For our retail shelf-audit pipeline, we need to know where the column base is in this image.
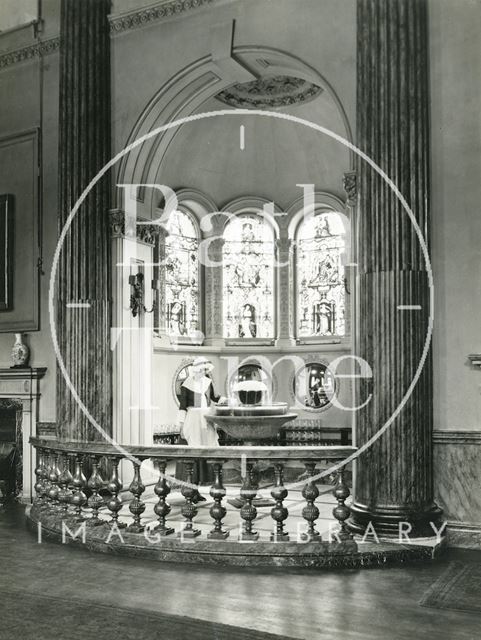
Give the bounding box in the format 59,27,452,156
348,501,444,538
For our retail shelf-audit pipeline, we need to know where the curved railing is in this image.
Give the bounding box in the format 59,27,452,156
28,437,360,567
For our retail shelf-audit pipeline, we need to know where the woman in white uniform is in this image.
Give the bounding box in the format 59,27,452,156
176,356,223,491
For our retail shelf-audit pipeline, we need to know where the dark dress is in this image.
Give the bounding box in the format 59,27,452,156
179,381,220,415
176,376,220,486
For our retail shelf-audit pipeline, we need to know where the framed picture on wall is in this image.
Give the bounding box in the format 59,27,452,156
0,194,14,311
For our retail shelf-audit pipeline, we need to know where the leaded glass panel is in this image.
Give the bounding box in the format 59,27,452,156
297,212,346,337
223,215,275,339
164,210,199,337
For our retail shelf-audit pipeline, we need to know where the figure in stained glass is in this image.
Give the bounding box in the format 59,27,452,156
164,209,199,337
239,303,257,338
223,214,275,339
297,212,346,337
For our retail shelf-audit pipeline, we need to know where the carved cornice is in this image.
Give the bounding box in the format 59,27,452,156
109,0,217,35
109,209,160,246
0,0,220,70
343,171,357,206
433,430,481,445
0,37,60,70
0,367,47,381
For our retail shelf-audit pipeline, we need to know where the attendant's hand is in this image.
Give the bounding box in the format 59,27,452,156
217,396,228,405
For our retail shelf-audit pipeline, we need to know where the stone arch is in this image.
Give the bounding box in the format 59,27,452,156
116,45,354,214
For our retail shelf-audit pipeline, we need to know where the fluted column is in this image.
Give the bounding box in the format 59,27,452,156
349,0,441,536
203,221,224,346
276,237,295,346
154,226,169,336
56,0,112,441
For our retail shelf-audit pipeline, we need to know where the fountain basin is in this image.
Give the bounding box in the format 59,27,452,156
214,402,288,417
206,412,297,445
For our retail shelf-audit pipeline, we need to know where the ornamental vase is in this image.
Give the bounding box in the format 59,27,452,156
11,333,30,368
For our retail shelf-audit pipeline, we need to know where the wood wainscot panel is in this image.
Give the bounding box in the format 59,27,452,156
0,129,40,332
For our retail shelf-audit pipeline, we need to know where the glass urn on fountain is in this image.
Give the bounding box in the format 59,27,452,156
207,379,296,444
234,380,267,406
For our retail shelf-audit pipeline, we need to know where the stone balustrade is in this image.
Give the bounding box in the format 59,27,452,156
28,437,361,567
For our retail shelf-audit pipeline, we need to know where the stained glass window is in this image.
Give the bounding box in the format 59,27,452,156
223,214,275,339
164,210,199,337
296,212,346,337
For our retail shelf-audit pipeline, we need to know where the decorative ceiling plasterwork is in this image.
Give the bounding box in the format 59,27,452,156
215,75,323,109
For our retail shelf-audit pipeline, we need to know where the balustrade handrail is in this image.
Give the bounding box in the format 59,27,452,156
29,436,358,551
30,437,357,461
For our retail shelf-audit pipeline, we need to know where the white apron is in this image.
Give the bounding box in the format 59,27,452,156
183,407,219,447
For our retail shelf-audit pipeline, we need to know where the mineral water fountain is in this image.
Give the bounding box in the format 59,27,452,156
205,379,298,446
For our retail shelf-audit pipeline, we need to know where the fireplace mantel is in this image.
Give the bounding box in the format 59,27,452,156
0,367,47,501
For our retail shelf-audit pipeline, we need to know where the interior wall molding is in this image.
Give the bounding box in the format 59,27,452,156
0,0,226,70
0,36,59,70
109,0,227,35
446,521,481,550
433,430,481,444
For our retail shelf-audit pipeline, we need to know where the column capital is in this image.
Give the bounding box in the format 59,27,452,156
109,209,125,238
108,209,161,246
342,171,357,207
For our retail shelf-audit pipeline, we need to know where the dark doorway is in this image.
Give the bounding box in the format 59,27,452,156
0,401,22,503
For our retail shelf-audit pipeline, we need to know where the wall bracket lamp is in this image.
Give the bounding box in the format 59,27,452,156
129,272,154,318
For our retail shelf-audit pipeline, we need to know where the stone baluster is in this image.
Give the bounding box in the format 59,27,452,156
71,454,88,521
86,456,105,526
178,460,201,539
332,466,353,541
42,453,53,508
58,453,73,514
127,462,146,533
39,449,51,507
34,449,46,507
208,461,229,540
239,462,259,541
153,459,174,536
301,461,321,541
47,452,61,510
67,453,77,489
106,457,126,528
270,462,289,542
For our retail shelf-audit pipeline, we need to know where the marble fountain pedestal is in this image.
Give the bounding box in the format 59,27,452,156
205,403,297,508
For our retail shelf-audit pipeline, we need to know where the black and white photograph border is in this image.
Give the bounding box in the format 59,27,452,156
0,1,480,639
